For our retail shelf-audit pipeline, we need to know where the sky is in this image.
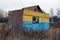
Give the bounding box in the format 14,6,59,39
0,0,60,16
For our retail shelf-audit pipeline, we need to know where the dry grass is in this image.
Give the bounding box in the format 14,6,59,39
5,30,49,40
0,23,60,40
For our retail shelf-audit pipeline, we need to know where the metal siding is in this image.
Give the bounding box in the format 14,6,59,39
41,18,49,22
8,10,23,31
23,15,49,22
23,5,43,13
23,15,32,22
23,9,49,18
22,9,49,32
23,21,49,32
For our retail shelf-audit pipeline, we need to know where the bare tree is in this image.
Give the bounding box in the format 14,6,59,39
56,8,60,18
0,10,3,18
50,8,54,23
0,9,8,18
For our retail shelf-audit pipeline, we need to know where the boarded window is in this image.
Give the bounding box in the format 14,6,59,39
32,16,39,24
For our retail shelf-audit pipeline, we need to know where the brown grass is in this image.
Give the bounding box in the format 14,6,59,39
0,23,60,40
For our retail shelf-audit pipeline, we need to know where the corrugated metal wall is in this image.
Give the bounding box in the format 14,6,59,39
8,10,23,32
8,9,49,32
23,9,49,32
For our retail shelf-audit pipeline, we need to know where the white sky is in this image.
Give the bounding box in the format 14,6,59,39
0,0,60,15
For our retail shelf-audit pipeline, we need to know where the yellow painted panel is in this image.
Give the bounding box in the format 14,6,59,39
23,15,42,22
23,15,49,22
39,18,42,22
23,15,32,22
23,9,49,18
39,18,49,22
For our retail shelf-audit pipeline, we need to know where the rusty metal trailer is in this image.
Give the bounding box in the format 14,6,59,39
8,5,49,32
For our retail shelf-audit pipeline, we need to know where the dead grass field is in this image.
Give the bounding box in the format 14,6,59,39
0,23,60,40
5,30,49,40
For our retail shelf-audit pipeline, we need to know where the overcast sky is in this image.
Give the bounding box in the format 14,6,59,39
0,0,60,15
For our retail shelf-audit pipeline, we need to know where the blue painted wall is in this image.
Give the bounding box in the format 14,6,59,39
22,21,49,32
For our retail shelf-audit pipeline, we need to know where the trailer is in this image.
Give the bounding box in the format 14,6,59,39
8,5,49,32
